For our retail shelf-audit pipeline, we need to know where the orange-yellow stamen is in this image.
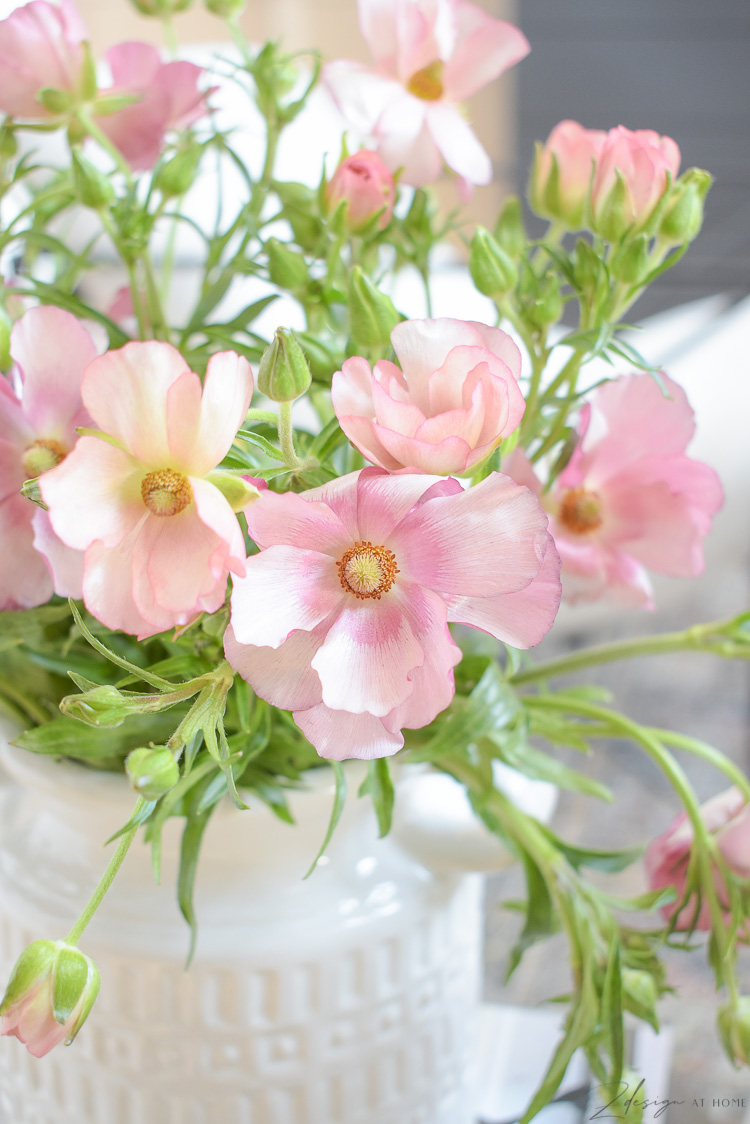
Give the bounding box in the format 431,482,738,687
141,469,192,517
22,438,67,477
337,541,399,599
558,487,603,535
407,61,444,101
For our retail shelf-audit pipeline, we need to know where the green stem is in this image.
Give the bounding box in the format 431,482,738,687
277,401,302,468
244,407,280,425
420,266,433,317
76,111,133,181
65,798,145,945
228,17,253,64
162,15,179,58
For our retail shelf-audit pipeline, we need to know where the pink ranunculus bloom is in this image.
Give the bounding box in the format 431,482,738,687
324,0,530,192
41,342,254,639
0,305,101,610
326,149,396,232
504,373,723,608
225,467,561,761
1,940,99,1058
97,41,210,171
332,318,526,475
530,120,607,229
591,125,681,238
0,0,87,120
645,787,750,931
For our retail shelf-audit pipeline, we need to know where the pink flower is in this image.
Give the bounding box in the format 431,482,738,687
324,0,529,191
97,42,209,171
0,0,86,120
332,318,526,474
1,940,99,1058
645,788,750,931
326,149,396,232
0,306,100,610
41,342,254,639
225,467,561,761
505,373,723,608
591,126,681,239
530,120,607,229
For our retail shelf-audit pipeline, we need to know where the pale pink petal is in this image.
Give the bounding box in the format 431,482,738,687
0,493,53,609
332,358,377,420
295,703,404,761
324,60,401,134
0,0,84,118
425,101,492,185
230,546,344,648
82,342,191,465
191,477,246,573
392,0,446,82
391,318,521,403
502,448,543,495
371,376,426,437
311,597,423,716
557,536,654,609
224,621,325,712
107,41,160,86
165,352,252,476
244,488,352,556
81,516,168,639
442,4,530,100
355,467,446,543
300,472,362,539
337,413,403,469
155,60,207,131
445,533,562,648
0,437,26,503
10,307,97,440
374,94,442,185
384,583,461,729
0,376,32,451
31,509,83,598
371,424,473,473
41,438,144,551
357,0,399,72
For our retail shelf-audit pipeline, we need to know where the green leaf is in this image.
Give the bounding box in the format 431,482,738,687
68,601,176,690
416,659,519,761
235,428,285,461
358,758,394,837
482,729,613,802
178,792,216,967
601,936,624,1090
537,829,642,874
305,762,346,878
506,849,557,979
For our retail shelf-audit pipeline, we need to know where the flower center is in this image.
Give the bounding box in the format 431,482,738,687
337,541,399,600
558,487,603,535
22,438,67,477
407,61,444,101
141,469,192,517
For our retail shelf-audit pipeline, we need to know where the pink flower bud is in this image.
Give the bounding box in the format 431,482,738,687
591,125,681,240
1,940,100,1057
529,120,607,229
326,150,396,233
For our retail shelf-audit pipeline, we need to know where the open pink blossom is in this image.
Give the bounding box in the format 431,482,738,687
0,0,86,120
0,306,100,610
505,373,723,608
97,42,209,171
332,318,525,474
324,0,529,191
530,120,607,229
645,787,750,931
591,126,681,237
41,342,254,639
225,467,561,761
326,149,396,232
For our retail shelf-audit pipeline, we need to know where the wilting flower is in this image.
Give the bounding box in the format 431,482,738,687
332,318,525,474
591,126,680,239
645,787,750,930
42,341,254,638
225,467,561,760
529,120,607,229
505,373,722,608
0,940,100,1058
0,0,86,120
326,149,396,232
97,41,209,171
0,306,100,610
324,0,529,191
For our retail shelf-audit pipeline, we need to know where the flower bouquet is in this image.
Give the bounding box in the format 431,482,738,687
0,0,748,1118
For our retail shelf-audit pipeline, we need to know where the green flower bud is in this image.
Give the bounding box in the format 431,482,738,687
621,968,659,1028
37,87,74,116
658,168,712,247
205,0,246,17
126,746,180,800
257,328,312,403
527,276,563,330
266,238,309,292
348,267,401,351
154,143,203,198
205,470,261,512
493,196,526,258
609,233,650,285
469,227,517,297
72,150,115,210
590,168,631,243
59,683,175,728
78,41,99,104
129,0,192,14
718,998,750,1068
0,940,100,1054
572,237,607,299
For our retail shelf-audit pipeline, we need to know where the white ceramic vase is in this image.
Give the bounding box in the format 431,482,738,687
0,738,556,1124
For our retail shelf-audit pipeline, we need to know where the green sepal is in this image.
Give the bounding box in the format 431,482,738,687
0,940,57,1014
469,227,517,297
205,469,261,512
591,168,630,242
36,87,73,116
347,266,401,351
51,946,90,1025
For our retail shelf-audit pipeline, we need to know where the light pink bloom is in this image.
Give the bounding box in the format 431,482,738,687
225,467,561,761
505,373,723,608
332,318,525,475
324,0,529,191
97,42,209,171
0,306,99,610
645,787,750,931
530,120,607,228
326,149,396,231
591,126,681,236
41,342,253,639
0,0,86,120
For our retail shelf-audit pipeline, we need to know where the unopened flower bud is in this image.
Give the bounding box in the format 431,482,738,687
1,940,100,1057
126,746,180,799
129,0,192,14
266,238,309,291
72,150,115,210
257,328,312,402
493,196,526,258
154,143,203,198
325,150,396,234
205,0,246,19
718,998,750,1068
591,168,631,242
469,227,517,296
621,968,659,1026
527,277,563,329
205,470,262,511
348,267,401,351
658,168,712,247
609,232,650,285
529,121,606,230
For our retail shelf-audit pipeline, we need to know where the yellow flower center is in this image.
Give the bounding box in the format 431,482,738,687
141,469,192,517
407,61,444,101
558,487,603,535
22,438,67,477
337,541,399,600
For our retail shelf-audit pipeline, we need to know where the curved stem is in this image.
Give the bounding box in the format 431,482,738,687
76,111,133,182
277,401,302,468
